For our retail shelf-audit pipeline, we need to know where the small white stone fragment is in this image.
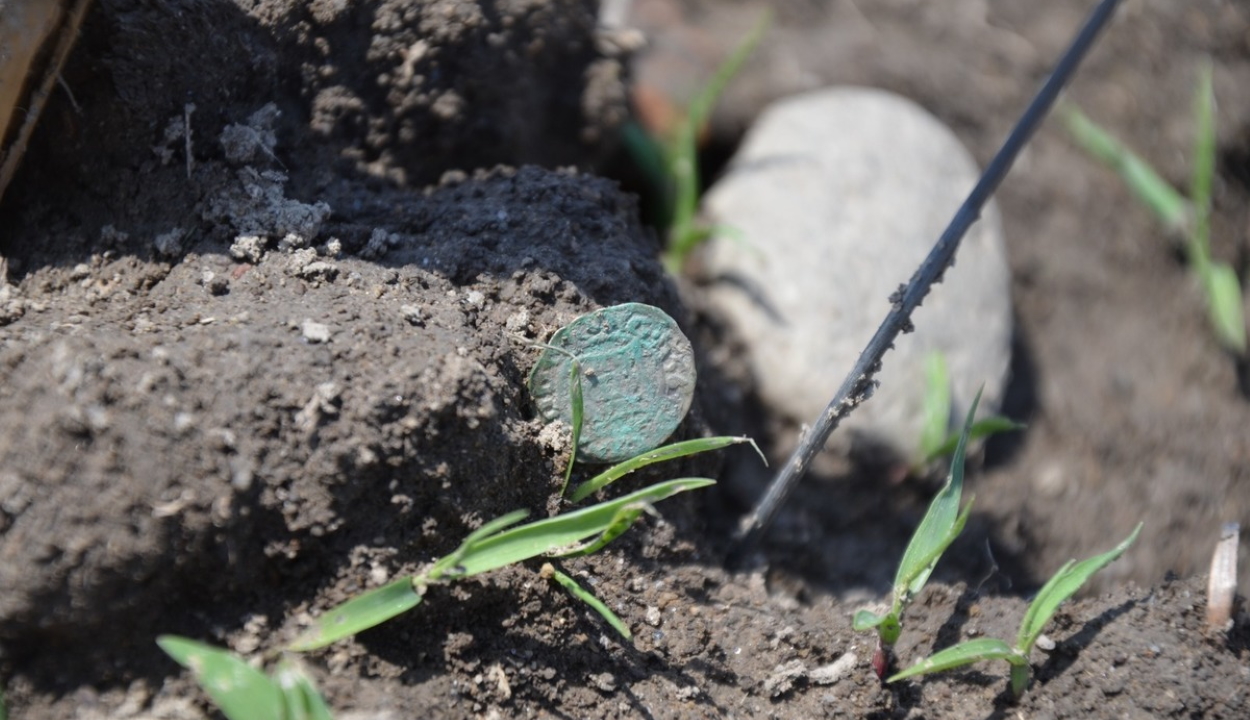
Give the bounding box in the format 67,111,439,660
763,659,808,698
277,232,310,251
298,260,338,281
301,319,331,343
230,234,267,263
809,652,858,685
645,606,662,627
400,305,424,325
590,672,617,692
505,309,530,333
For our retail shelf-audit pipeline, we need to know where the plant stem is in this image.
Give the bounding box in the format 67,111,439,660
1009,662,1030,700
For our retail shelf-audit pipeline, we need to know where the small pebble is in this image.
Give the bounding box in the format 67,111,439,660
301,319,331,343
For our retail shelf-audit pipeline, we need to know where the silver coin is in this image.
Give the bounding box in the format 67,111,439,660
528,303,696,464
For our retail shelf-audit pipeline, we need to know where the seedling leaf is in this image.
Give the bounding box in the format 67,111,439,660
903,500,975,601
289,577,423,651
925,417,1026,462
545,563,632,640
918,352,952,461
429,509,531,578
887,637,1020,683
852,609,886,632
1190,58,1215,262
275,659,335,720
456,479,715,576
569,436,758,503
550,503,649,558
895,391,982,598
662,12,770,272
561,359,585,495
1017,522,1142,653
1204,261,1246,353
1060,105,1190,233
157,635,285,720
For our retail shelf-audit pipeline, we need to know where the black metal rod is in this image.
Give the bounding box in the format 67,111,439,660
728,0,1123,568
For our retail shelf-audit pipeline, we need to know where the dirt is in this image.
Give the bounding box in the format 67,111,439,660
2,0,1250,718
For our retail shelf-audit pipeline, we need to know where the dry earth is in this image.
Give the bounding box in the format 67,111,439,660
2,1,1250,718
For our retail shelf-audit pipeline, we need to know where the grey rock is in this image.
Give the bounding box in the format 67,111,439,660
701,87,1012,461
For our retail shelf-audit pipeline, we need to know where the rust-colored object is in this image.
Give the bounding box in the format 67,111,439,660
0,0,93,204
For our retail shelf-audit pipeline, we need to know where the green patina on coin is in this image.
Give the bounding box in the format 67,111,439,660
528,303,696,464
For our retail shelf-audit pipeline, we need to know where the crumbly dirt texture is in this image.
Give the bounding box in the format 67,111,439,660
3,0,1250,718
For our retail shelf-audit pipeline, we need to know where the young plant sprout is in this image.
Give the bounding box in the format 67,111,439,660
290,475,721,651
1062,59,1245,354
888,522,1142,700
917,353,1023,470
158,636,333,720
620,14,769,274
854,390,983,678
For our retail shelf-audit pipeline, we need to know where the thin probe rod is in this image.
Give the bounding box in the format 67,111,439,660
728,0,1123,567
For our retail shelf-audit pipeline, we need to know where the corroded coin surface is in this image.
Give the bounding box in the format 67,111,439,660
528,303,696,464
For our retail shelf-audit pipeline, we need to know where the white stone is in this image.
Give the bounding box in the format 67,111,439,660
701,87,1012,460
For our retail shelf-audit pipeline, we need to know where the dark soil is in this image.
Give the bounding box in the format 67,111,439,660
3,0,1250,718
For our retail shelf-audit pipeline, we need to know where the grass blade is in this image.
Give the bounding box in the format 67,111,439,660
621,121,674,227
926,417,1027,462
458,479,714,576
429,509,531,579
918,353,953,462
1190,58,1215,266
157,636,285,720
289,577,423,652
550,504,648,558
896,391,982,597
544,563,632,640
1203,262,1247,353
852,608,887,632
663,12,770,272
853,610,901,647
887,637,1020,683
560,360,585,496
569,436,756,503
275,659,335,720
1061,105,1190,233
1017,522,1142,652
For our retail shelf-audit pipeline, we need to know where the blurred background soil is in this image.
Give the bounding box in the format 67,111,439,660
1,0,1249,718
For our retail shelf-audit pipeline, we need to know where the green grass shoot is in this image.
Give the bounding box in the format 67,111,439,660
290,478,714,651
854,389,981,676
543,562,632,640
650,12,770,274
568,435,762,503
1062,59,1245,354
916,354,1024,469
274,658,335,720
888,522,1142,700
158,636,333,720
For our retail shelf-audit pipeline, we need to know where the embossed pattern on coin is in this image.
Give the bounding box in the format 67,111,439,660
528,303,696,464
